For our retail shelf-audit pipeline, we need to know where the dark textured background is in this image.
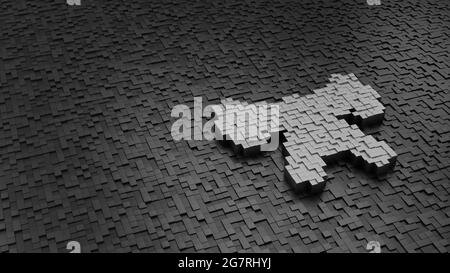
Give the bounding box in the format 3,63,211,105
0,0,448,252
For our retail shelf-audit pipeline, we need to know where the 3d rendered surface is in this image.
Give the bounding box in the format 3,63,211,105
214,73,397,193
0,0,448,253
